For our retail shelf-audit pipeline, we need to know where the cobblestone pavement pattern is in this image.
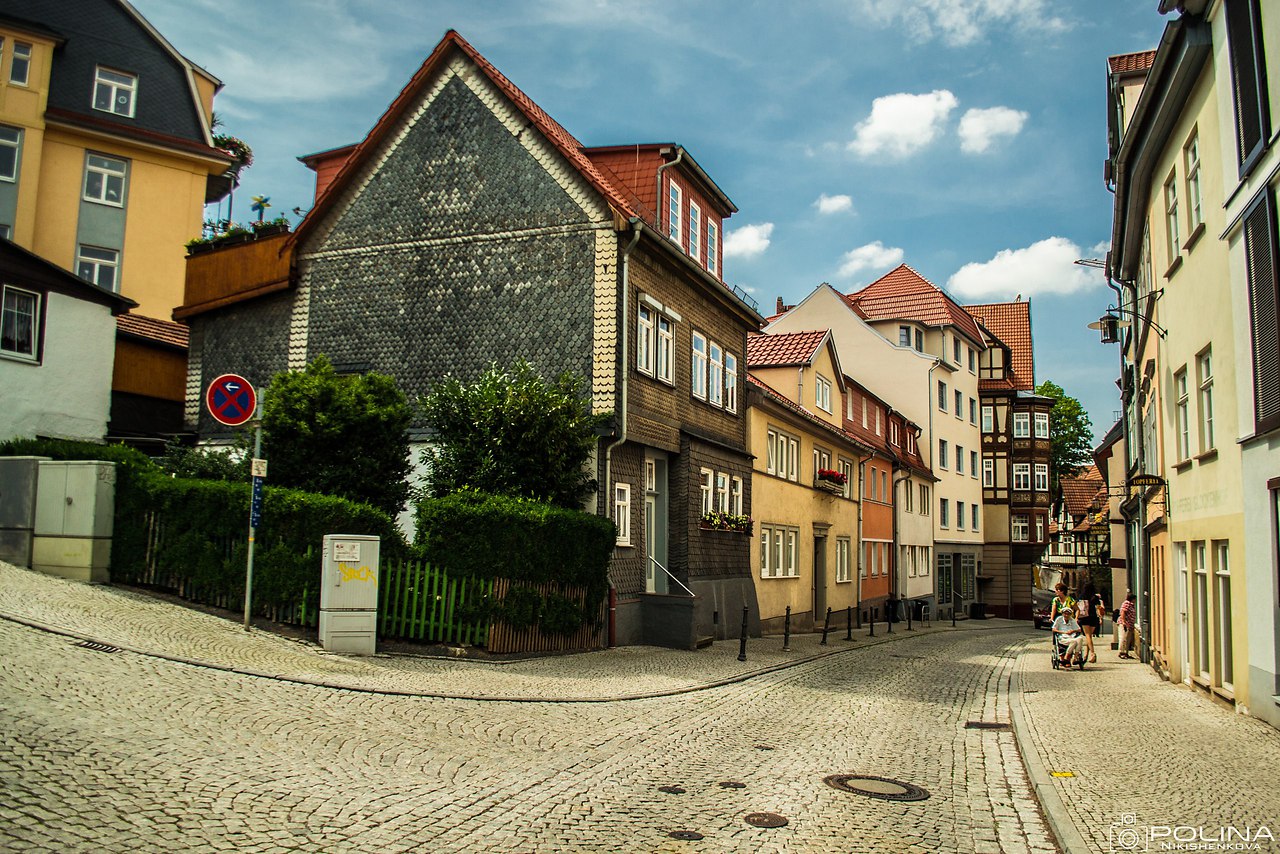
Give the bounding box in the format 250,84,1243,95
0,565,1056,852
1015,638,1280,853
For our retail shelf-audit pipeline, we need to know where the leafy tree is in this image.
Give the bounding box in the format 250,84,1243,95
159,436,251,481
261,355,414,515
419,361,608,508
1036,379,1094,493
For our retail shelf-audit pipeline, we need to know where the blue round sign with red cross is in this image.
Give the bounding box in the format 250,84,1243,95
206,374,257,427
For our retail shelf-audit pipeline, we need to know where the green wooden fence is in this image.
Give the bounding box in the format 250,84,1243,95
377,559,492,646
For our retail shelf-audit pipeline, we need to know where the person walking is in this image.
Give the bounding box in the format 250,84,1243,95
1076,582,1104,663
1118,592,1137,659
1050,583,1074,623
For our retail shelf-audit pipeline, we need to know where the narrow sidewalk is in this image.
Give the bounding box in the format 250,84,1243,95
1010,635,1280,854
0,561,1012,702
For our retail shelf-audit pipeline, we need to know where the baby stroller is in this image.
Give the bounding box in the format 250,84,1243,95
1051,632,1086,670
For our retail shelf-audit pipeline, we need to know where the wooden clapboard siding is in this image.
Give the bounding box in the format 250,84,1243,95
112,338,187,400
486,578,607,654
177,232,293,320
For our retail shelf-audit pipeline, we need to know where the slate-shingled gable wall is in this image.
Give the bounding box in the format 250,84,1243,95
281,58,616,428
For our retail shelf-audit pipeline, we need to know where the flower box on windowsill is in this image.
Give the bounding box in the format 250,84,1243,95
815,479,845,495
698,513,753,535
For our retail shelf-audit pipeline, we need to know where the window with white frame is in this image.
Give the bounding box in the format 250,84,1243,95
914,329,923,352
1197,348,1214,451
706,220,718,275
904,479,913,512
861,395,868,429
1164,170,1180,265
982,457,994,487
656,315,673,383
815,373,832,413
839,458,853,499
708,341,724,407
0,126,19,181
637,304,654,375
969,397,977,425
724,351,737,413
956,446,965,476
953,336,962,363
84,154,127,206
10,42,31,87
957,501,965,529
954,389,962,417
766,427,799,482
1184,130,1202,233
1034,411,1049,439
836,537,851,583
76,245,119,290
1034,463,1048,492
970,450,978,478
938,380,947,411
968,348,976,373
939,498,949,528
760,525,799,578
813,447,830,481
906,430,916,454
1,284,40,360
938,440,948,469
982,405,994,434
691,331,707,399
1175,368,1191,461
889,420,899,446
1012,514,1029,542
919,484,930,514
715,471,729,512
699,468,714,515
898,325,911,346
1013,411,1030,438
919,546,931,577
1035,515,1045,543
1013,463,1030,491
614,483,631,545
93,67,137,117
971,503,979,531
688,202,701,261
874,406,882,436
667,181,682,244
730,475,743,515
880,470,887,502
1214,541,1233,688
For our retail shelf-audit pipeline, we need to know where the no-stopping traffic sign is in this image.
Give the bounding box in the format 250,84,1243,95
206,374,257,427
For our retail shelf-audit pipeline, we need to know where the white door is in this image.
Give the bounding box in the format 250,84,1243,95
1175,543,1189,684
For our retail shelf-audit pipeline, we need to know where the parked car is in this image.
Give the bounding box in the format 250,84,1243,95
1033,603,1054,630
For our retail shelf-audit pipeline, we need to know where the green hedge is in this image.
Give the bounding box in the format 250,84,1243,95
0,438,406,622
415,490,614,634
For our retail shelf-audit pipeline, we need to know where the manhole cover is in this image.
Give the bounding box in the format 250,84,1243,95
753,744,774,751
824,774,930,802
658,785,686,795
75,641,121,654
719,781,746,789
965,721,1011,731
668,830,704,841
744,812,788,828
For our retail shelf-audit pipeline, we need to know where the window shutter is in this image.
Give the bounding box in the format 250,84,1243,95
1244,191,1280,434
1225,0,1270,173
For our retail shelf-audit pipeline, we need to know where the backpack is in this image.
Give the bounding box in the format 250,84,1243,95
1077,598,1092,620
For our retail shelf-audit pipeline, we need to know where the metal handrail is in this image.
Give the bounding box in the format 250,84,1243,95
649,556,695,597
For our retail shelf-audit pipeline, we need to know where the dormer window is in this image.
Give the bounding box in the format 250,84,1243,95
688,202,700,262
93,67,137,118
815,374,832,413
667,181,682,245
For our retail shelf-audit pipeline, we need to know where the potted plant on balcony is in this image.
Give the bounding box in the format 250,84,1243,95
816,468,847,493
699,511,753,534
212,133,254,173
251,215,290,238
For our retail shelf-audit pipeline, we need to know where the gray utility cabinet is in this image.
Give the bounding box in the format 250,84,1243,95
33,460,116,583
319,534,380,655
0,456,50,568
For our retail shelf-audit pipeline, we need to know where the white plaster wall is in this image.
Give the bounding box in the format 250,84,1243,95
0,292,115,442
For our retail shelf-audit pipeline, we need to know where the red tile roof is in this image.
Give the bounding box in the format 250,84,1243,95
1108,50,1157,75
292,30,643,248
966,301,1035,391
116,314,189,348
847,264,986,347
1062,466,1104,517
746,329,828,368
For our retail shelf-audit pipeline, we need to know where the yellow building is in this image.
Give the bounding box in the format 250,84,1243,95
1106,4,1254,714
746,330,870,633
1,2,233,437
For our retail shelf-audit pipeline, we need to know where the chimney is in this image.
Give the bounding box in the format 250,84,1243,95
776,296,785,314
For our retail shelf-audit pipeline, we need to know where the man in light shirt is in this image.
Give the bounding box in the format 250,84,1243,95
1052,609,1085,668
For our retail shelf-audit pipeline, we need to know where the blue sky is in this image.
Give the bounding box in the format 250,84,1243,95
134,0,1170,441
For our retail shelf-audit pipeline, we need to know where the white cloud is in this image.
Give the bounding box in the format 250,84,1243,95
724,223,774,259
850,0,1071,47
815,193,854,215
837,241,904,279
958,106,1029,153
947,237,1104,300
850,90,958,159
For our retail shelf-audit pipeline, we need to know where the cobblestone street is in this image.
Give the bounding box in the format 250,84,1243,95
2,562,1278,853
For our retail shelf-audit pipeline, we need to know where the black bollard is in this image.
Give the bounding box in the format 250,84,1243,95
820,607,832,645
782,605,792,652
951,599,957,628
737,605,749,662
845,605,853,641
869,607,875,637
907,599,914,632
887,601,893,634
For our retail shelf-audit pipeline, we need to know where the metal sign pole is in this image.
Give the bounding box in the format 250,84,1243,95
244,422,265,631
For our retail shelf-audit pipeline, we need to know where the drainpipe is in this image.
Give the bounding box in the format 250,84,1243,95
797,367,804,408
1115,276,1152,667
926,359,940,607
603,220,644,646
856,457,867,626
